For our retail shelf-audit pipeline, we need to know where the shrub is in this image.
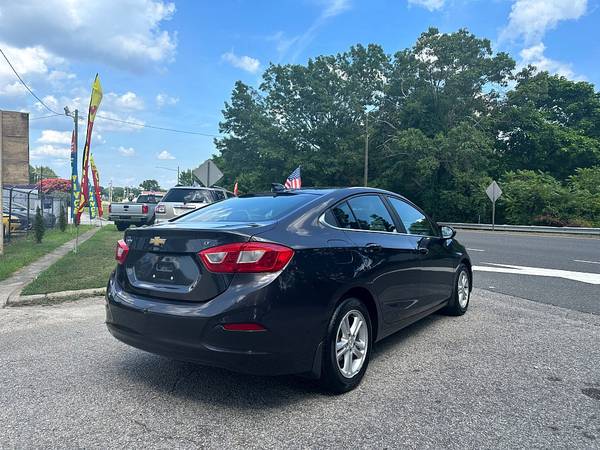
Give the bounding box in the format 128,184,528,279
58,204,67,232
34,207,45,243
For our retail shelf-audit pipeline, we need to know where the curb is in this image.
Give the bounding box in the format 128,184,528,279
9,287,106,307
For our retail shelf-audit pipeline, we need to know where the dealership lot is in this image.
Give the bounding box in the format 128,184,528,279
1,289,598,448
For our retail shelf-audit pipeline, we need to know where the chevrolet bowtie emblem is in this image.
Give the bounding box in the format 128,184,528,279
149,236,166,246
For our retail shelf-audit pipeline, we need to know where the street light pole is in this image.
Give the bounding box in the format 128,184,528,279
364,110,369,187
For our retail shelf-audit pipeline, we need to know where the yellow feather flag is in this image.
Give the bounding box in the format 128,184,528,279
75,74,103,223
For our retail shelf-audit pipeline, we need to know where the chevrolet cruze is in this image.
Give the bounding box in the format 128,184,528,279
106,187,472,393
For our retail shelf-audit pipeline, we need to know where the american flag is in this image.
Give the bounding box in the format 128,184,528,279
284,166,302,189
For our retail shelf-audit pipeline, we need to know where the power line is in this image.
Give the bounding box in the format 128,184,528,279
1,46,221,137
29,113,64,121
0,47,62,115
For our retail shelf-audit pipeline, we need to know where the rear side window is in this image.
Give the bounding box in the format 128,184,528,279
388,197,437,236
162,188,212,203
212,190,225,201
347,196,396,232
177,194,315,223
329,202,359,229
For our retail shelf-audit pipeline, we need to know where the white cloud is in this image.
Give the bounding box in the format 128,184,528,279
37,129,71,144
322,0,351,18
157,150,175,160
30,144,70,159
0,0,177,71
105,91,144,110
156,93,179,107
221,51,261,73
519,43,582,79
501,0,587,44
118,146,136,157
408,0,445,11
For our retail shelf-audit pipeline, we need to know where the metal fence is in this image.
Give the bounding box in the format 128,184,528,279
2,186,69,242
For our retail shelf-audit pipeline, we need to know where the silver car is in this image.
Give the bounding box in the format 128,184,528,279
154,186,234,224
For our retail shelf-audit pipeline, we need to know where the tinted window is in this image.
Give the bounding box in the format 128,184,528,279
212,190,225,201
162,188,212,203
136,194,162,204
329,202,360,229
347,196,396,232
388,197,437,236
177,194,315,223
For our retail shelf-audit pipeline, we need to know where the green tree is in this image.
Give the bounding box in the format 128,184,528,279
178,169,197,186
33,207,45,243
29,165,58,183
139,179,161,191
58,204,67,232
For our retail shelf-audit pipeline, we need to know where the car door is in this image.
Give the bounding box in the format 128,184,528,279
331,195,424,325
386,196,455,309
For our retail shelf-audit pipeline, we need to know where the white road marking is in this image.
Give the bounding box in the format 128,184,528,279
467,248,485,252
473,262,600,285
574,259,600,265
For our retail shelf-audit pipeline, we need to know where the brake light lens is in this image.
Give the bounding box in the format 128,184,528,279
142,204,149,214
108,204,112,213
199,242,294,273
222,323,267,332
156,204,166,214
115,239,129,265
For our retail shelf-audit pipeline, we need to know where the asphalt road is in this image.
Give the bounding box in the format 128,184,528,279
456,230,600,315
1,293,599,449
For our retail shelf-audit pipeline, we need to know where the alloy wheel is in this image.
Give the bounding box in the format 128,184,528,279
458,270,470,308
335,310,369,378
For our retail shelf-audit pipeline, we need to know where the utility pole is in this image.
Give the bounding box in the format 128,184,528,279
364,110,369,187
0,110,3,256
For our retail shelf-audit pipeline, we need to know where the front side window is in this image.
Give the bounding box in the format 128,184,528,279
388,197,436,236
346,196,396,232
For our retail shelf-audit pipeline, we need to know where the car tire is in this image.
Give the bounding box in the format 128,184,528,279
115,222,129,232
319,297,372,394
442,263,471,316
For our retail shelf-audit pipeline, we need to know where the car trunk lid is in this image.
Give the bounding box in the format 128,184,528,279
118,221,275,302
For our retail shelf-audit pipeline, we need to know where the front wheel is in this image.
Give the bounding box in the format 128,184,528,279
442,263,471,316
319,298,372,394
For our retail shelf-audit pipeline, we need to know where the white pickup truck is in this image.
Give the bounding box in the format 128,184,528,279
108,193,163,231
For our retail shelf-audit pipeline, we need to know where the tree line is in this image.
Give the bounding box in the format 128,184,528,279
213,28,600,226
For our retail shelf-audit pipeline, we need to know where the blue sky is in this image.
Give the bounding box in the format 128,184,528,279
0,0,598,188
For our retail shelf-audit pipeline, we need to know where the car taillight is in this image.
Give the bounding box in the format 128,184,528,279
142,204,149,214
108,204,112,213
155,204,165,214
199,242,294,273
115,239,129,265
222,323,266,332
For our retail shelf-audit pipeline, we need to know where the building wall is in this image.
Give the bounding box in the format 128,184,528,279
1,110,29,185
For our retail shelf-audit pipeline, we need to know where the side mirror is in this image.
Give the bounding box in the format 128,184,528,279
440,225,456,240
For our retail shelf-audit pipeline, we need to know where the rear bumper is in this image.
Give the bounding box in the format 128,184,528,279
109,216,149,224
105,273,323,376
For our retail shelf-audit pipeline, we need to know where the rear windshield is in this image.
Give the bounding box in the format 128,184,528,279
136,194,162,204
162,188,212,203
177,194,315,223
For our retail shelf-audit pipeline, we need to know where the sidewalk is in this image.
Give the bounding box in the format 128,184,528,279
0,227,100,307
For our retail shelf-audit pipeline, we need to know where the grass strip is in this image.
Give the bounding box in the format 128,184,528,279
21,225,121,295
0,225,93,281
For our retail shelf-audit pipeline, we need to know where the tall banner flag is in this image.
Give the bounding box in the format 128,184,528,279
284,166,302,189
75,74,103,224
233,181,239,196
90,154,103,217
88,181,97,219
70,130,80,220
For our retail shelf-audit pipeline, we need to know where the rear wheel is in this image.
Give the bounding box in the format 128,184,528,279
442,263,470,316
319,297,372,394
115,222,129,231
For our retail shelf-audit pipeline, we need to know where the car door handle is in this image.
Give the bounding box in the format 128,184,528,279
364,243,382,253
417,248,429,255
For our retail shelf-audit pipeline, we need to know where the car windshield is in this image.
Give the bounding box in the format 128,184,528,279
162,188,212,203
177,194,315,223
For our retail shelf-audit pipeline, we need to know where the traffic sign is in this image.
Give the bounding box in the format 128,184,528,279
193,159,223,187
485,180,502,230
486,180,502,202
